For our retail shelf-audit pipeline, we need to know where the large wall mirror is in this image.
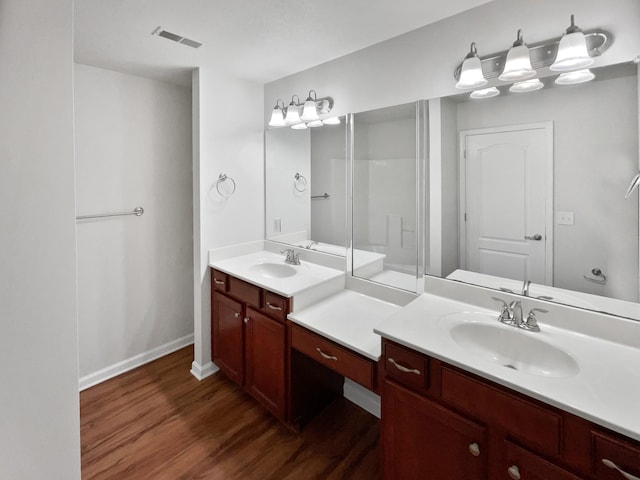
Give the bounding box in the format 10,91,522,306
265,116,348,256
430,61,640,320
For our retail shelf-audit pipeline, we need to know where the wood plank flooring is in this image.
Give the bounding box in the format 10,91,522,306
81,346,380,480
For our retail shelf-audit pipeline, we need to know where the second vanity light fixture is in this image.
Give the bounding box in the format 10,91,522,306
454,15,610,99
268,90,340,129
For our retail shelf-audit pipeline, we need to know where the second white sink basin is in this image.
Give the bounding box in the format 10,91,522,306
444,315,579,378
248,262,299,279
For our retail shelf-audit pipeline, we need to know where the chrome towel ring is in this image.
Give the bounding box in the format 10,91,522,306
294,173,307,192
216,173,236,197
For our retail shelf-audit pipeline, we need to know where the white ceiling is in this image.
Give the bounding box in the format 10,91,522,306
74,0,494,87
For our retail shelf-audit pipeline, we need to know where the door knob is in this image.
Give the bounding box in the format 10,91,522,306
525,234,543,241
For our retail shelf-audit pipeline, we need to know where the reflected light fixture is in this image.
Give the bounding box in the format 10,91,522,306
268,99,286,127
509,78,544,93
470,87,500,99
550,15,595,72
307,120,323,128
455,42,487,89
499,30,536,82
301,90,321,122
291,122,308,130
323,117,341,125
555,69,595,85
284,95,302,125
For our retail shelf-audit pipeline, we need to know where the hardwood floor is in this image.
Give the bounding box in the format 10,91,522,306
81,346,380,480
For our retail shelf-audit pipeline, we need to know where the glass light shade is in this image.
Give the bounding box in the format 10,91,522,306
456,56,487,89
499,45,536,81
323,117,341,125
268,107,286,127
550,32,594,72
300,100,320,122
284,106,301,125
291,122,307,130
307,120,323,128
469,87,500,99
554,69,595,85
509,78,544,93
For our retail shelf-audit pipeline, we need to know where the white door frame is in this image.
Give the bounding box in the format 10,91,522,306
458,122,554,286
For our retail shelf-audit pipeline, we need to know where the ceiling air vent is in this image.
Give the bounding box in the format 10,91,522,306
151,26,203,49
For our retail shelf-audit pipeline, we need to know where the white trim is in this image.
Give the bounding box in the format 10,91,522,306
78,334,194,391
190,360,219,381
459,122,554,285
343,379,381,419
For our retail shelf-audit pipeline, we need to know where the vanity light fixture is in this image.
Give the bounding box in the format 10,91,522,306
284,95,302,125
268,99,286,127
469,87,500,99
550,15,595,72
554,69,595,85
455,43,488,89
509,78,544,93
268,90,335,129
499,30,536,82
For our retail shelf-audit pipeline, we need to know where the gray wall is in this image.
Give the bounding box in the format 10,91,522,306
74,64,194,384
0,1,81,478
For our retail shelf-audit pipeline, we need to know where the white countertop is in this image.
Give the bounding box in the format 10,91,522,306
375,293,640,441
288,290,402,360
209,250,344,298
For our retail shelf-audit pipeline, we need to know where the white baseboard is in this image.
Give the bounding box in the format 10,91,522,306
190,360,219,380
343,378,381,418
79,334,194,391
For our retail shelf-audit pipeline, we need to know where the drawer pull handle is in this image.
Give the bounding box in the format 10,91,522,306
266,302,282,311
214,278,225,285
234,312,240,318
388,357,421,375
316,348,337,361
468,443,480,457
507,465,521,480
602,459,640,480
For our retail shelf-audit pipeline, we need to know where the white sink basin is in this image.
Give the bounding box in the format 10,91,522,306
248,262,298,279
443,314,579,378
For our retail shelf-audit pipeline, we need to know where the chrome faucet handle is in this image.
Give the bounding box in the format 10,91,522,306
491,297,512,323
524,308,548,332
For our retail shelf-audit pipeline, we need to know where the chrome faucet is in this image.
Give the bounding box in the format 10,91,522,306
305,240,318,249
280,248,300,265
521,280,531,297
509,300,523,326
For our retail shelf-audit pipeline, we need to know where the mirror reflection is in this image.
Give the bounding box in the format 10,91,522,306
265,117,347,256
351,102,423,292
430,61,639,318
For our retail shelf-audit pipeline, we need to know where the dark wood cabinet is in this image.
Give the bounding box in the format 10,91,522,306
245,307,286,418
211,269,290,421
381,338,640,480
383,379,487,479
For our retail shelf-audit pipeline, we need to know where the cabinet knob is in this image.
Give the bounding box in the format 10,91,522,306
602,459,640,480
507,465,521,480
468,443,480,457
234,312,240,318
244,317,249,324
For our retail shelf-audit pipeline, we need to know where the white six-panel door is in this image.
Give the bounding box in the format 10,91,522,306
460,123,553,285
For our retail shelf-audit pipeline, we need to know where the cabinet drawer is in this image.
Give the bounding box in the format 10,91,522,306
504,441,583,480
441,366,561,457
211,269,228,292
383,341,428,392
228,276,261,307
290,324,374,390
592,431,640,480
261,291,289,323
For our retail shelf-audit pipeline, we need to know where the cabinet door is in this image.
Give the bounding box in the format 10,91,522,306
503,441,583,480
212,291,244,384
383,380,487,480
245,307,286,418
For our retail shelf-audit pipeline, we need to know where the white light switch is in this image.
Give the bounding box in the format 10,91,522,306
273,218,281,232
557,211,575,225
